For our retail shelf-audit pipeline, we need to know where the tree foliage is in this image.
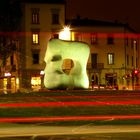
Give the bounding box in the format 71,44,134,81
0,0,22,31
0,0,22,66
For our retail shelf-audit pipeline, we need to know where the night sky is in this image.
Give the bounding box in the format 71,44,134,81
66,0,140,32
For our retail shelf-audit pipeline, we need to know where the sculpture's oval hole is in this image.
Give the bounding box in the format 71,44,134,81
62,59,74,75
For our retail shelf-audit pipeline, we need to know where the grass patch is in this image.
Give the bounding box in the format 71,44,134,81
0,105,140,117
0,91,140,126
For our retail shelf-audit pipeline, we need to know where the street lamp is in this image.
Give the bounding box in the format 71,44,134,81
40,70,44,75
132,69,139,90
134,69,138,75
59,26,71,40
4,72,11,77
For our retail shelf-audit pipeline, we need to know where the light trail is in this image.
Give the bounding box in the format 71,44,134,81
1,100,140,107
41,94,140,99
0,115,140,122
0,32,139,38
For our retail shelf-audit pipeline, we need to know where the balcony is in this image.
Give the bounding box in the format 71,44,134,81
97,63,104,69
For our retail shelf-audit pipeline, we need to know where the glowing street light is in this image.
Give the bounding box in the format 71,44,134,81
4,72,11,77
40,70,44,75
59,26,71,40
132,69,139,76
134,69,138,75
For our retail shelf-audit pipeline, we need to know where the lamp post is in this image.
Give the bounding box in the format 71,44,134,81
132,69,139,90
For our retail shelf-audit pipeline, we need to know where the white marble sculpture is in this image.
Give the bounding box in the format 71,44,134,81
44,39,90,89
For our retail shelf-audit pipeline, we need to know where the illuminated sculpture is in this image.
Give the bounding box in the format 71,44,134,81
44,39,90,89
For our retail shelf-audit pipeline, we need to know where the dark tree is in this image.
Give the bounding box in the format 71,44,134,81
0,0,22,65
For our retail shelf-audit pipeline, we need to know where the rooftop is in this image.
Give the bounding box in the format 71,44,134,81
22,0,66,4
66,17,137,32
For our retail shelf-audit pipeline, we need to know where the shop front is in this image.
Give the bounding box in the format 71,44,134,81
105,73,118,90
0,73,19,94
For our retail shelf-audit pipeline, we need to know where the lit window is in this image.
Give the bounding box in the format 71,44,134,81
31,8,39,24
32,32,39,44
91,33,98,44
31,77,41,85
108,53,114,65
31,77,41,89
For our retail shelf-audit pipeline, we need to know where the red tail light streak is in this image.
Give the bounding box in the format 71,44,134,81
1,100,140,107
0,115,140,123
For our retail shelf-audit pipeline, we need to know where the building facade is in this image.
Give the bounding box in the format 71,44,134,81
0,2,139,92
66,18,139,90
0,0,66,93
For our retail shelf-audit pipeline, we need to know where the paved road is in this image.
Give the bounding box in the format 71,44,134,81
0,123,140,137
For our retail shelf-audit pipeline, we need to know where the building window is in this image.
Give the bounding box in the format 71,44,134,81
91,53,97,68
107,53,114,65
32,32,39,45
75,33,81,41
133,40,137,50
52,33,59,39
107,34,114,44
136,57,138,68
52,13,59,24
125,37,129,46
31,8,40,24
127,54,129,66
32,53,39,64
91,33,98,44
10,55,14,65
131,39,137,49
132,56,133,67
31,76,41,90
105,73,117,87
51,9,60,24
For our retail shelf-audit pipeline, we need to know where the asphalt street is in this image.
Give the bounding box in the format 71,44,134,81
0,123,140,138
